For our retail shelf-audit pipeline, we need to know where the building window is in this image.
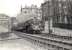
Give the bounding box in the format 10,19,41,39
63,0,66,1
59,4,61,7
58,0,61,1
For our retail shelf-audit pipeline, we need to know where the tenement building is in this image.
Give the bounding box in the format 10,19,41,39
41,0,72,50
16,5,42,23
0,14,10,32
52,0,72,36
42,0,72,36
41,0,54,33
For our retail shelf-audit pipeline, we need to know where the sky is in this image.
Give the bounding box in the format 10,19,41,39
0,0,44,17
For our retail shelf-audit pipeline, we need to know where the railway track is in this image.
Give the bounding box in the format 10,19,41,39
14,31,72,50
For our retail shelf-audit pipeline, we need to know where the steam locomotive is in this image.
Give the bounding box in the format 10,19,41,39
11,19,42,34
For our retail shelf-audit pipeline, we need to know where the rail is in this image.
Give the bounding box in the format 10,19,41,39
14,31,72,50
